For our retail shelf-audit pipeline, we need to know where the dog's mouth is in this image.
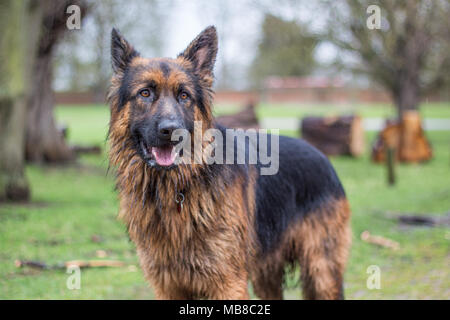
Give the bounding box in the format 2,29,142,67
140,140,177,168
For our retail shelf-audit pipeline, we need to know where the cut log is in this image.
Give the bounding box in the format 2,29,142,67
216,101,259,129
399,111,433,162
372,111,432,163
300,115,364,157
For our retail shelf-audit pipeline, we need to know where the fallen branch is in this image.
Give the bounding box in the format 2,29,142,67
398,215,437,227
15,259,125,270
64,260,125,268
360,231,400,250
14,260,50,270
71,145,102,155
380,210,450,227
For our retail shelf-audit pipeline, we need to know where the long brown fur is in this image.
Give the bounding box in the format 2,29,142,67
108,26,351,300
251,198,351,300
108,56,258,299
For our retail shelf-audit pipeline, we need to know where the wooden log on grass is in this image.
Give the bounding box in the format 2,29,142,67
372,111,432,163
216,101,259,130
301,115,365,157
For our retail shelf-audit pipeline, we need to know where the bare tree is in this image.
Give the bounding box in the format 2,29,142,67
25,0,89,163
54,0,169,98
327,0,450,118
0,0,42,201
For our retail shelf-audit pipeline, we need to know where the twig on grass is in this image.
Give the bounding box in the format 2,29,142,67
14,259,126,270
360,231,400,250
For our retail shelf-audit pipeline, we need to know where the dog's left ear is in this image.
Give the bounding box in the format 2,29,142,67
178,26,218,78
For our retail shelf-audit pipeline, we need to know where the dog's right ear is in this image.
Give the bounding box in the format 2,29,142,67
111,28,139,74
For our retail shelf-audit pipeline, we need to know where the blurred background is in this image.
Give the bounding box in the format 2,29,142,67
0,0,449,299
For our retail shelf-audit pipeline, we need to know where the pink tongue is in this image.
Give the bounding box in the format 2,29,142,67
151,146,175,166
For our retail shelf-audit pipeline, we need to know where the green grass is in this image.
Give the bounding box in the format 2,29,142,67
1,103,449,299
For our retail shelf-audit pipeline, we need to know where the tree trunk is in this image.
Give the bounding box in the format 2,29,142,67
25,0,88,163
0,0,42,201
26,50,74,162
393,71,420,120
392,2,424,120
0,97,30,201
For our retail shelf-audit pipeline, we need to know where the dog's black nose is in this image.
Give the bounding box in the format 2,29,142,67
157,120,181,140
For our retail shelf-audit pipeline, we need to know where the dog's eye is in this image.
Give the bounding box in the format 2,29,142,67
179,92,189,101
140,89,151,98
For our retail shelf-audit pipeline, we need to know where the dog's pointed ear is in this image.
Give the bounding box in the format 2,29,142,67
111,28,139,73
178,26,218,78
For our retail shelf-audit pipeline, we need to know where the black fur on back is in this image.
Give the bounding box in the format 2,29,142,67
254,135,345,254
213,125,346,255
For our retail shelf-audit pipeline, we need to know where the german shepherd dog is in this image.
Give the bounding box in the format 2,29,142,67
108,26,351,300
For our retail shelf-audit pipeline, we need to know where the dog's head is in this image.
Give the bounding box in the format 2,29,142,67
108,26,217,169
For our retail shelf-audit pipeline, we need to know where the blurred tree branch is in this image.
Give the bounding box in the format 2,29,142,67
325,0,450,118
54,0,170,95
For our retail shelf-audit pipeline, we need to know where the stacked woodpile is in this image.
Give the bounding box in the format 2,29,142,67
301,115,365,157
215,102,259,129
372,111,432,163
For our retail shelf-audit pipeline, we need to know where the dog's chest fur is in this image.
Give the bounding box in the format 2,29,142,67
116,163,255,288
